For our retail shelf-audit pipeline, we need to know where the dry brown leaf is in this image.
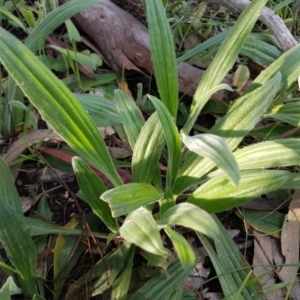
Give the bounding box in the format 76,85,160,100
279,190,300,298
253,231,285,299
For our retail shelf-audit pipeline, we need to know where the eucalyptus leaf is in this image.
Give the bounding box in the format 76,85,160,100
120,207,170,257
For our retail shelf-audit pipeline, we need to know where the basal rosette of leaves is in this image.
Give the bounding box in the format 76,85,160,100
1,0,300,299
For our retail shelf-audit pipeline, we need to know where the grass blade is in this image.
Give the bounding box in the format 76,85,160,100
132,112,165,183
0,27,122,186
25,0,101,52
145,0,178,117
183,0,268,133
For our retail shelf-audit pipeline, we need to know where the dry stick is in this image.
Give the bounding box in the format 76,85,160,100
208,0,297,52
59,0,296,98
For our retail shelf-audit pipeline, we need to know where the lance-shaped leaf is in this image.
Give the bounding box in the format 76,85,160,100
25,0,102,52
164,225,196,270
183,0,268,133
145,0,178,117
129,260,195,300
120,207,170,257
265,102,300,127
72,157,117,232
114,89,144,148
0,156,22,215
102,183,164,217
0,27,122,186
0,201,36,296
234,139,300,170
157,203,220,241
149,95,181,187
181,133,240,186
132,112,165,184
173,72,282,196
188,170,291,213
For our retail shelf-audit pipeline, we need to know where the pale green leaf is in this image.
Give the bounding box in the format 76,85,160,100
188,170,291,213
183,0,268,133
0,27,122,186
132,112,165,183
234,139,300,170
101,183,164,217
111,244,135,300
25,0,101,52
0,277,22,299
265,102,300,126
157,203,220,240
120,207,170,257
164,225,196,270
173,72,282,196
0,156,22,215
146,0,178,117
129,260,195,300
114,89,145,148
181,133,240,186
149,95,181,187
0,201,36,296
47,45,102,70
72,157,117,232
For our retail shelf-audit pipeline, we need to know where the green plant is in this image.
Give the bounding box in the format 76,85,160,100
1,0,300,299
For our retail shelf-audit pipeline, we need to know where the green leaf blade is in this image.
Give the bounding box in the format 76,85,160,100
120,207,170,257
101,183,164,217
181,133,240,186
146,0,178,117
188,170,291,213
0,27,122,186
72,157,117,232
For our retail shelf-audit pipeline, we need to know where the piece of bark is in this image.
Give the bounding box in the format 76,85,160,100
59,0,230,98
208,0,297,52
59,0,296,98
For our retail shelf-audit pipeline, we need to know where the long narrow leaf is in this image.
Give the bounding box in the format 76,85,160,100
0,27,122,186
102,183,164,217
129,260,195,300
132,112,165,183
72,157,117,232
188,170,291,213
114,89,144,148
120,207,170,257
146,0,178,117
173,72,282,195
0,156,22,215
25,0,101,52
0,201,36,296
149,95,181,187
183,0,268,133
157,203,220,240
181,133,240,186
